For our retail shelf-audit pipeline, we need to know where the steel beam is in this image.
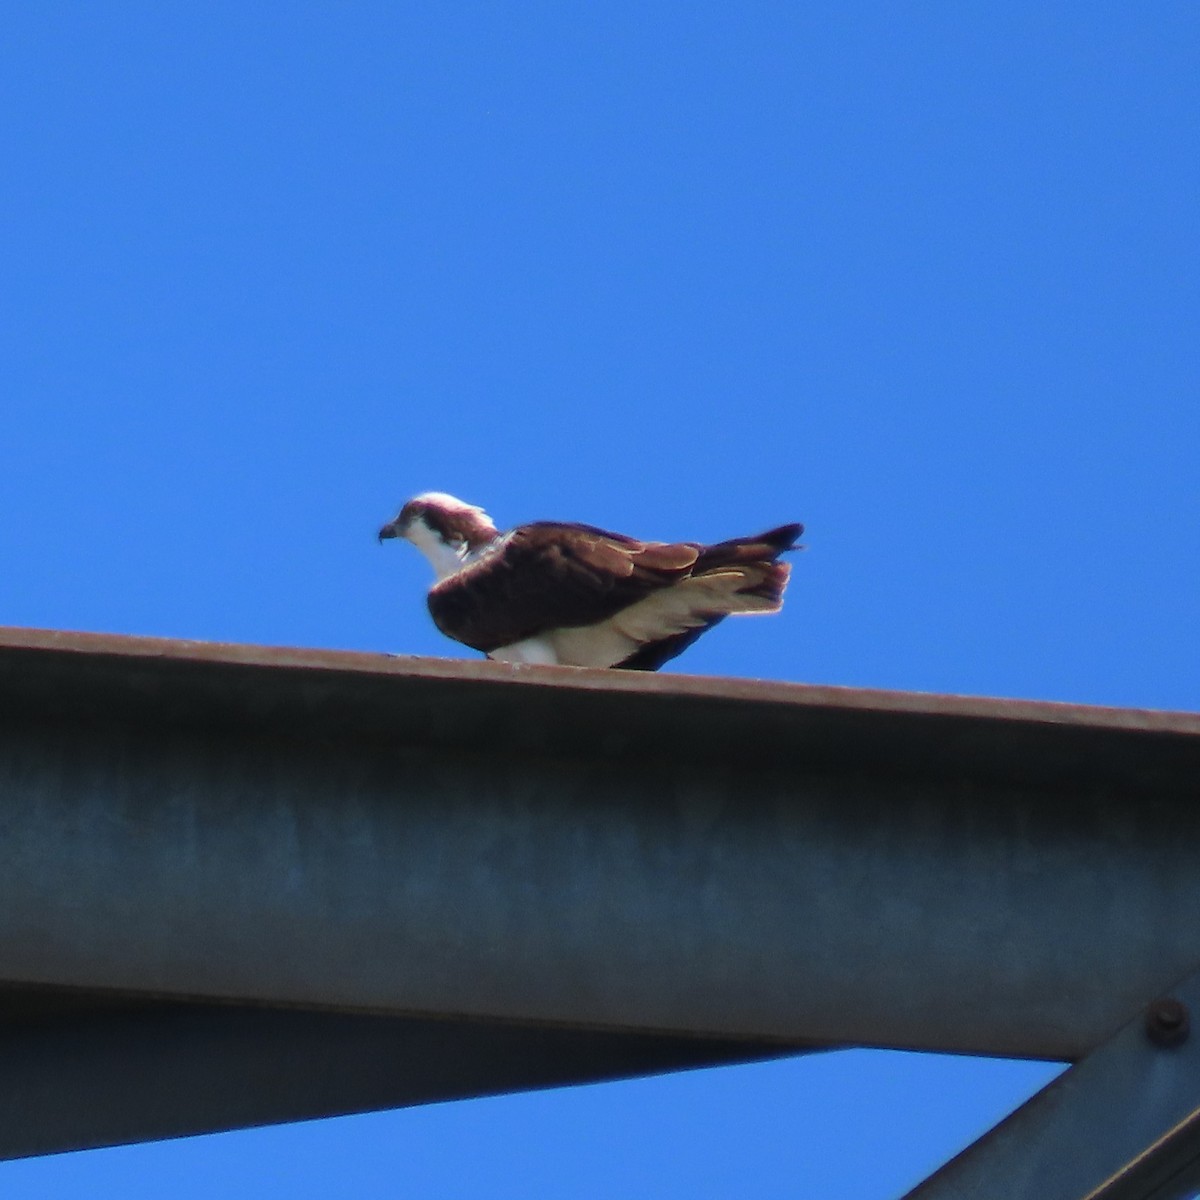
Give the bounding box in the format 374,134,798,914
1,628,1199,1060
906,968,1200,1200
1,627,1200,1158
0,985,786,1161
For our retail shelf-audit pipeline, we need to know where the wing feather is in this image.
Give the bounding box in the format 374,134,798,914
427,523,699,653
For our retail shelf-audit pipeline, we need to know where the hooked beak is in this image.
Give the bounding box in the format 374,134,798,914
377,520,403,544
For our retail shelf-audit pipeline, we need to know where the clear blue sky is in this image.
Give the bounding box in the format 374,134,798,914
2,3,1196,1196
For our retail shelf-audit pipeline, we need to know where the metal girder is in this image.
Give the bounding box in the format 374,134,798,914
0,984,789,1161
906,968,1200,1200
1,627,1200,1158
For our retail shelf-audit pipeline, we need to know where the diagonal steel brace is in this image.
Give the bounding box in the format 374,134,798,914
906,965,1200,1200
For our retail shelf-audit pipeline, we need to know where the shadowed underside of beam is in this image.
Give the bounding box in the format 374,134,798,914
0,984,795,1161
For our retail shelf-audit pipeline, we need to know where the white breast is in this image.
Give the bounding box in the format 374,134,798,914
488,635,561,666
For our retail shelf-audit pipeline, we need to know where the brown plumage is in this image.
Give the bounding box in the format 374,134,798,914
379,493,802,670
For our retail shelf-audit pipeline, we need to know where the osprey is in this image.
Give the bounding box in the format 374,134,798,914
378,492,803,671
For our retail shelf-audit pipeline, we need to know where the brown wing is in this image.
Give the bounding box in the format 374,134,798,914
693,523,804,572
614,523,803,670
427,522,701,653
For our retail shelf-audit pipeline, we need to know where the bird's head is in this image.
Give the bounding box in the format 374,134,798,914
378,492,499,579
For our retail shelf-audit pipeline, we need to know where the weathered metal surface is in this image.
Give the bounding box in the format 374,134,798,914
0,627,1198,1066
0,984,788,1161
905,969,1200,1200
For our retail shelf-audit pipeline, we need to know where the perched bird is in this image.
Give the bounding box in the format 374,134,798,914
378,492,803,671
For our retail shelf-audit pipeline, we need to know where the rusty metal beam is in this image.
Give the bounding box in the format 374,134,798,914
1,627,1199,1159
1,626,1198,1057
